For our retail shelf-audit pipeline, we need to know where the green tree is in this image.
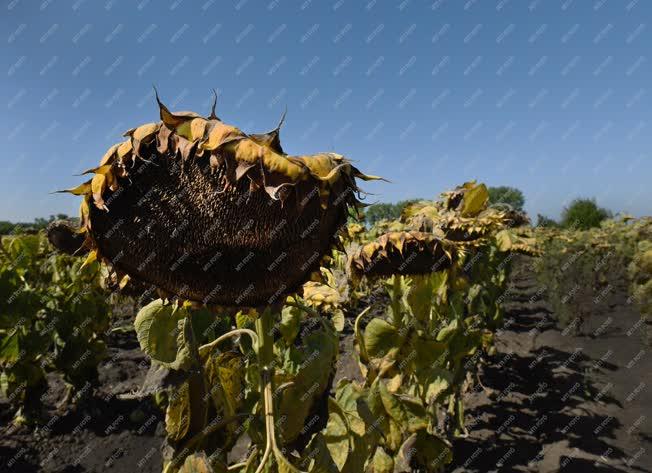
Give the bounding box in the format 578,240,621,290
487,186,525,211
363,199,419,226
0,215,73,235
0,221,15,235
560,198,611,230
536,214,558,228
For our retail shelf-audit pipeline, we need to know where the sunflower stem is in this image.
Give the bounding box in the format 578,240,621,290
254,307,274,473
253,307,307,473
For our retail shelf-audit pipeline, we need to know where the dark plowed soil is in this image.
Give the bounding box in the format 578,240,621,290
1,256,650,472
450,257,652,473
0,330,166,473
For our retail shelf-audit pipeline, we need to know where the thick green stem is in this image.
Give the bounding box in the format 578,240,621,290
253,307,275,473
253,307,307,473
255,308,274,369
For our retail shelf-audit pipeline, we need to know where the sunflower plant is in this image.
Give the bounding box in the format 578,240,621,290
51,92,385,472
0,232,110,422
338,182,537,471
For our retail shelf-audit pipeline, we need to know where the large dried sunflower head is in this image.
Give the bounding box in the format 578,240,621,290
53,92,380,307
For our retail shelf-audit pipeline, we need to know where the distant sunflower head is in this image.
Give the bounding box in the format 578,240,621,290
53,91,381,306
349,231,457,280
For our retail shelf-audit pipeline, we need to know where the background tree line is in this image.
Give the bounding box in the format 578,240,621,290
360,186,612,231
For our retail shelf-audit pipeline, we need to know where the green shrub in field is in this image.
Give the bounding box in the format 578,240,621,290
0,233,110,420
487,185,525,211
560,198,611,230
536,214,558,228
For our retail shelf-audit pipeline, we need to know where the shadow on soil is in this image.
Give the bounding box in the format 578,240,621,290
450,259,650,473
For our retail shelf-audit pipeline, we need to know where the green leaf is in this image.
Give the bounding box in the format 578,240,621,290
166,380,191,442
235,310,256,329
0,331,20,364
179,452,215,473
199,350,245,422
424,368,452,403
398,430,452,471
275,449,302,473
331,309,345,332
461,183,489,217
378,380,407,426
334,379,367,438
413,337,447,373
134,299,191,370
363,319,400,358
369,447,394,473
323,398,350,470
280,305,301,344
435,319,458,342
398,395,429,433
406,275,433,321
305,433,338,473
277,322,338,444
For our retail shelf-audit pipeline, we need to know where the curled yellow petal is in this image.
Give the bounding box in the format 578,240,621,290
80,250,97,270
99,143,119,166
54,181,92,195
91,173,107,209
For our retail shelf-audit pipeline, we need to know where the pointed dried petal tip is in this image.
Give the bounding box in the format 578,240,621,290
249,108,287,154
349,231,456,279
208,88,219,120
154,86,192,129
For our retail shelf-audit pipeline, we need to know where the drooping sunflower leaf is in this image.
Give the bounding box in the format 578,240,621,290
0,331,20,365
134,299,191,370
199,350,245,421
179,452,216,473
323,398,350,470
279,305,301,344
435,318,458,342
369,447,394,473
166,380,191,443
397,429,452,471
460,183,489,217
363,319,401,359
331,309,345,332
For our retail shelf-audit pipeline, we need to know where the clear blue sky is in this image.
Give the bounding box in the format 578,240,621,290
1,0,650,221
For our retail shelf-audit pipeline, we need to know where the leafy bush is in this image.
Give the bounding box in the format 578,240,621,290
560,198,611,230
